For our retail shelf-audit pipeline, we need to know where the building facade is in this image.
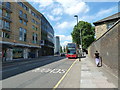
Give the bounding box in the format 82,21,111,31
54,36,60,54
0,1,54,61
40,15,54,56
93,12,120,39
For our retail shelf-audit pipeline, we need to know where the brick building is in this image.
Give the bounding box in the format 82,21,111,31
93,12,120,39
0,1,54,61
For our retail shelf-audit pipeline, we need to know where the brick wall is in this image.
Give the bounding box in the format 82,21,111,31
95,24,107,39
88,21,119,76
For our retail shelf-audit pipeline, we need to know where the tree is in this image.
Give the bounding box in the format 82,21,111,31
71,21,95,49
60,46,63,53
63,46,66,52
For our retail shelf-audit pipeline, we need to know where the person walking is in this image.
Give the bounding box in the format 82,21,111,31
94,50,101,67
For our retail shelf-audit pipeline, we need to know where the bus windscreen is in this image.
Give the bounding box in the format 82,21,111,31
68,49,76,54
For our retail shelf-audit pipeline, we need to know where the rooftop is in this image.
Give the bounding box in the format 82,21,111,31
93,12,120,25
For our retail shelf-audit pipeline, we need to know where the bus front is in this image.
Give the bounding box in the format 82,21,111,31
66,48,77,59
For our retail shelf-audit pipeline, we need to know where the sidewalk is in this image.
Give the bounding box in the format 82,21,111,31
80,55,118,88
58,59,81,88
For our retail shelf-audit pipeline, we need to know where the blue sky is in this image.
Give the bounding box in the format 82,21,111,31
27,0,118,47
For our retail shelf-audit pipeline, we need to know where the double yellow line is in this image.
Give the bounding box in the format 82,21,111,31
53,59,78,89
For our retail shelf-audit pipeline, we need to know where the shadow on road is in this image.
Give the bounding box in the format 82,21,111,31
2,56,66,80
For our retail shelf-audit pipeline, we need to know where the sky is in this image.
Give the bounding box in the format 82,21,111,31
27,0,119,47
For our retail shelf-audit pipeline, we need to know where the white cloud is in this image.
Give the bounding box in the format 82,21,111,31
61,41,71,46
55,22,69,29
47,15,61,21
55,0,89,15
57,35,72,41
80,6,117,23
52,7,63,15
96,6,117,18
65,2,89,15
55,21,76,30
28,0,54,7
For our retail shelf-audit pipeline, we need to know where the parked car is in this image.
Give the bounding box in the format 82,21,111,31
60,53,66,56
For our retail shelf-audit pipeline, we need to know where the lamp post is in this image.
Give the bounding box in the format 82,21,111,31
74,15,83,57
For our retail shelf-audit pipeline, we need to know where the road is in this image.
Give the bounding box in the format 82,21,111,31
2,56,77,88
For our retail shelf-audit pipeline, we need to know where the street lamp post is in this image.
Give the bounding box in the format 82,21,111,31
74,15,83,57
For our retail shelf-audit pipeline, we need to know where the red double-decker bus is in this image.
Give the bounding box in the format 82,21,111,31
66,43,78,59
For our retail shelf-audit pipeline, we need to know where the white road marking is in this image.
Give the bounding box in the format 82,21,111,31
32,68,67,74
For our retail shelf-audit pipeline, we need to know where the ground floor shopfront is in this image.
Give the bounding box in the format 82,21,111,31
1,42,41,61
41,46,54,56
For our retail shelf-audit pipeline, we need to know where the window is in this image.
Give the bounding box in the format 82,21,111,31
18,2,23,7
2,32,10,38
23,21,27,26
19,10,23,15
24,13,27,19
31,11,35,16
32,33,37,44
6,2,11,8
0,1,2,5
4,21,10,29
36,27,38,31
0,19,3,29
19,27,22,40
32,25,35,29
19,27,27,41
0,9,2,17
36,21,39,25
19,19,23,23
18,2,29,11
23,5,28,11
5,12,10,18
23,29,26,41
107,22,115,29
35,34,37,43
32,19,35,23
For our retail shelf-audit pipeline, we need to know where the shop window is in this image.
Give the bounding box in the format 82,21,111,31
13,48,23,59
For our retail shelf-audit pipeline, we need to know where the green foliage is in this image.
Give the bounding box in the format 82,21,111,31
63,46,66,52
71,21,95,49
60,46,63,53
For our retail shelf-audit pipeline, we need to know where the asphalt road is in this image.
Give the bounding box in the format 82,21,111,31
2,56,76,88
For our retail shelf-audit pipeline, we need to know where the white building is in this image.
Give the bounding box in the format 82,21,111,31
54,36,60,54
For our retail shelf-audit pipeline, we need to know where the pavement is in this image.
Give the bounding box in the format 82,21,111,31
57,55,118,88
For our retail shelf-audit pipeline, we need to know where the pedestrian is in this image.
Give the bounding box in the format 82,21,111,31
94,50,101,67
3,50,6,62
